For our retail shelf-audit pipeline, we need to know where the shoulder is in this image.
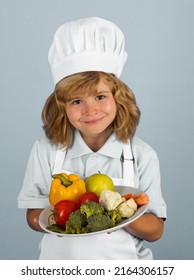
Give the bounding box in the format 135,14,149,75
131,136,158,158
31,136,58,160
131,136,160,171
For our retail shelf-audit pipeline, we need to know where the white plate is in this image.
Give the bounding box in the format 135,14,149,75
39,186,149,237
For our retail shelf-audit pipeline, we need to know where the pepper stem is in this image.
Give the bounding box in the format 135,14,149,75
52,174,72,186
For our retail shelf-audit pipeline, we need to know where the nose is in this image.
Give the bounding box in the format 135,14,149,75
83,100,98,116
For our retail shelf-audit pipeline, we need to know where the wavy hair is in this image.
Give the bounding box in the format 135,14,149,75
42,71,140,147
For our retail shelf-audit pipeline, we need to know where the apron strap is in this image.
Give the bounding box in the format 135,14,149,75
122,141,135,187
53,147,67,174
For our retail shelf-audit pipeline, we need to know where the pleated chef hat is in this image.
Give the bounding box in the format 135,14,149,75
48,17,128,85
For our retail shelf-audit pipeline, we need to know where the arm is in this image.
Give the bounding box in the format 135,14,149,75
26,209,46,233
127,139,166,242
125,213,164,242
19,139,56,233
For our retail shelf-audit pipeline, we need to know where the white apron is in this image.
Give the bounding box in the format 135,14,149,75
39,142,138,259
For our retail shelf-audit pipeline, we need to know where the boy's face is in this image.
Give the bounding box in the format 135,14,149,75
65,79,117,140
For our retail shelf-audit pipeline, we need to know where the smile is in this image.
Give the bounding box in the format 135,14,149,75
83,117,104,124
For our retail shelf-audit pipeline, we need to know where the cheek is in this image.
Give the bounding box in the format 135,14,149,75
66,107,79,123
105,100,117,117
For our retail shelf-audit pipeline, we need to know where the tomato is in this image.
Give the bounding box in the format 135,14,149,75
53,200,79,226
79,191,99,205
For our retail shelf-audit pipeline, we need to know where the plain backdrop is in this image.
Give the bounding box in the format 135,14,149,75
0,0,193,260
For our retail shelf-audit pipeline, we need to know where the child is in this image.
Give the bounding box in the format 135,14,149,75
18,17,167,259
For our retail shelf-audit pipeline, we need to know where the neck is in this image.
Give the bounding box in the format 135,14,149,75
80,131,111,152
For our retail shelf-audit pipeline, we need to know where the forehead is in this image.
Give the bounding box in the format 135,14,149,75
65,78,111,101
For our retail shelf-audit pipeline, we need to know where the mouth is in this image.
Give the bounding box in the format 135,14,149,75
83,117,104,124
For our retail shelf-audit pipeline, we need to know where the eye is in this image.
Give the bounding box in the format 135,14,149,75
96,95,105,101
71,99,82,105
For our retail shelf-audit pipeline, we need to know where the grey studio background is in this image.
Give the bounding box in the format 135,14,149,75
0,0,193,260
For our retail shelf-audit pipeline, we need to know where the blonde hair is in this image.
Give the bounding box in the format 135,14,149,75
42,71,140,147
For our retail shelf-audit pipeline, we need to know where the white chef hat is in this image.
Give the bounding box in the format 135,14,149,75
48,17,128,85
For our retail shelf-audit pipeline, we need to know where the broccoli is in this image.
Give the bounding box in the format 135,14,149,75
65,210,88,234
86,213,114,232
105,209,122,226
48,201,122,235
46,224,67,234
80,201,104,218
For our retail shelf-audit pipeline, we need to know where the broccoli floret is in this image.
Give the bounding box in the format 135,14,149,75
86,213,114,232
80,201,104,218
105,209,122,226
65,210,88,234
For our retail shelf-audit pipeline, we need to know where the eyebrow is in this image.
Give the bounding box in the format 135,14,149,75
96,90,111,94
66,97,81,103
